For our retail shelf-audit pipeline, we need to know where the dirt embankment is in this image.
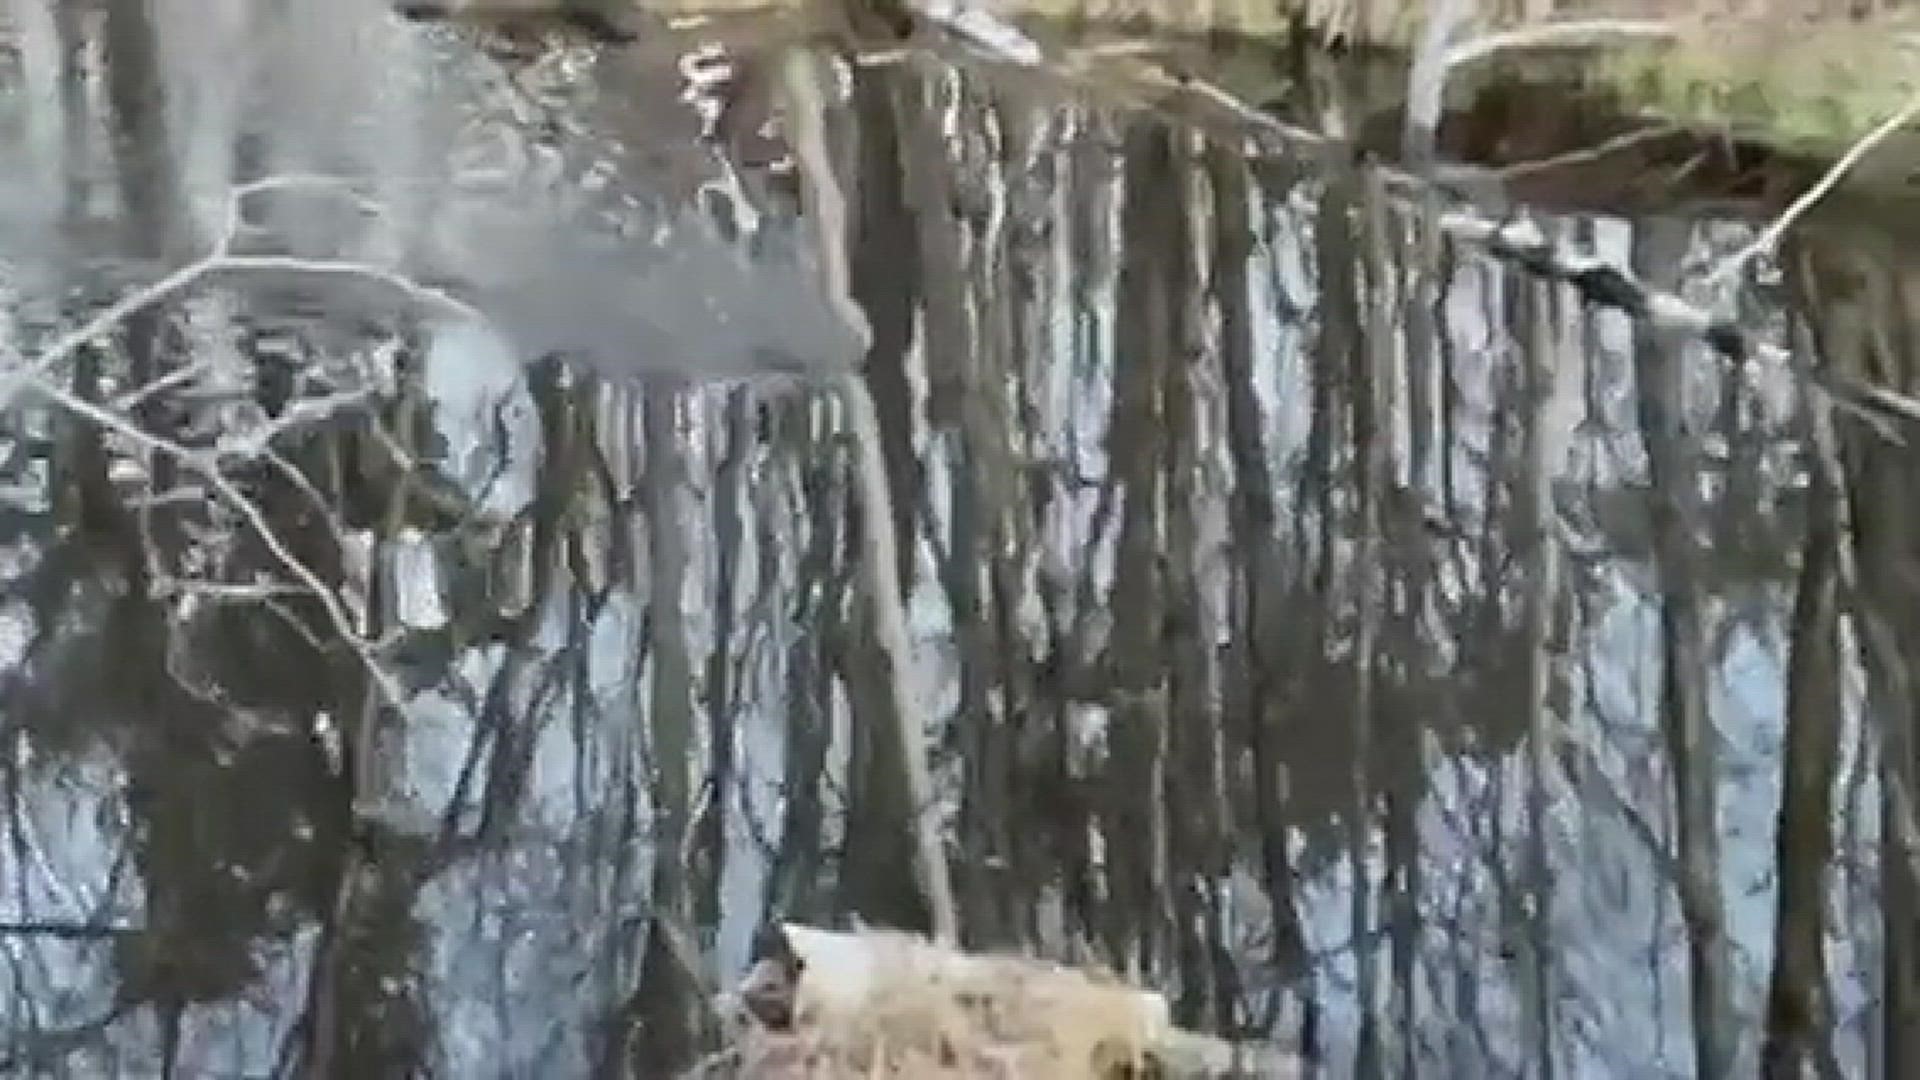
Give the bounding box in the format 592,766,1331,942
990,0,1920,196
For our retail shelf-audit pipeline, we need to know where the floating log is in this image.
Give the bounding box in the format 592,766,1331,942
696,923,1299,1078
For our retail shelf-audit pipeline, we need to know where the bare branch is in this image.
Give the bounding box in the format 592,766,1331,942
109,358,213,411
0,257,222,405
210,254,477,319
152,579,312,602
3,174,479,405
26,375,407,707
0,173,506,715
1707,89,1920,286
212,387,379,460
0,922,133,939
1405,0,1469,160
1488,123,1684,181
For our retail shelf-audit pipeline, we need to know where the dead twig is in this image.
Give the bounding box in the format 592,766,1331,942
1706,88,1920,286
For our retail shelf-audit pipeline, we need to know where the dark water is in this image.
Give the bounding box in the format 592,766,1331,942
2,2,1917,1077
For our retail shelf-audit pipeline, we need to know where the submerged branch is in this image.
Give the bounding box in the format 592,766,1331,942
0,174,472,712
1438,212,1920,437
0,174,477,406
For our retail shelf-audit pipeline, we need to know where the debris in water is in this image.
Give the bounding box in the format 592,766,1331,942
693,923,1299,1078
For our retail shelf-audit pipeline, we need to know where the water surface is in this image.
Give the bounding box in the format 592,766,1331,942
1,2,1916,1077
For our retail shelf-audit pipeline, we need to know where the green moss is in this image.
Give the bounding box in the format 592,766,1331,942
1595,23,1919,158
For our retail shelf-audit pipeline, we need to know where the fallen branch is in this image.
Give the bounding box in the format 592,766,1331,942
915,0,1044,68
1441,211,1742,353
1404,0,1469,162
1439,210,1920,437
1486,123,1684,181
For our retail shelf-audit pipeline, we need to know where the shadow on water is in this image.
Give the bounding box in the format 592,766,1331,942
1,1,1918,1076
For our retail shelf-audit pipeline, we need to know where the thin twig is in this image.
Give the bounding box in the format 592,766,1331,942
110,359,213,410
0,257,220,405
1706,89,1920,286
1490,123,1684,180
210,254,477,318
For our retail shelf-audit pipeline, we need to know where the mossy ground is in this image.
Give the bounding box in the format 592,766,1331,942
628,0,1918,189
1596,15,1919,167
976,0,1920,181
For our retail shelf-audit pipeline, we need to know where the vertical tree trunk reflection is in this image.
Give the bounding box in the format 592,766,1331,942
1631,220,1732,1080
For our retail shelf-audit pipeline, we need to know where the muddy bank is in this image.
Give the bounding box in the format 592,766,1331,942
919,0,1919,208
